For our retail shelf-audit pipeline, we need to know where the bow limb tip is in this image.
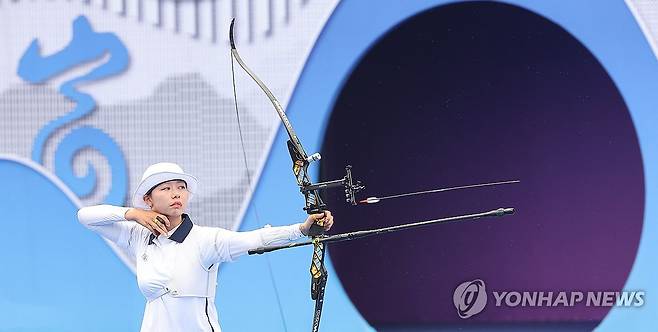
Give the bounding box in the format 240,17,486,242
229,18,237,49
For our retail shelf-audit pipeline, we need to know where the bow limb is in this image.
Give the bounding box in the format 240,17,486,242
229,18,308,163
229,18,325,215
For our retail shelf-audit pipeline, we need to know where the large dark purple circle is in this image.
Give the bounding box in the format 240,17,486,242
320,1,643,328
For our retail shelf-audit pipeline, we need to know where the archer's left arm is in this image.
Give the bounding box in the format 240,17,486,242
198,212,333,265
198,223,303,266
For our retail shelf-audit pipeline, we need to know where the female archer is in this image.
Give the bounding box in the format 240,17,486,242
78,162,332,331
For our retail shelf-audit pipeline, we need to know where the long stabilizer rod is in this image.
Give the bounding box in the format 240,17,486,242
249,207,515,255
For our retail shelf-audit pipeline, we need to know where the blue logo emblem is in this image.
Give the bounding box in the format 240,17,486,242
0,15,143,330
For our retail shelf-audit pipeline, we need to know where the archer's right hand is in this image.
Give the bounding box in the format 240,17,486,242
125,208,171,237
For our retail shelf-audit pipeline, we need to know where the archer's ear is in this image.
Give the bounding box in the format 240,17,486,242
143,195,153,208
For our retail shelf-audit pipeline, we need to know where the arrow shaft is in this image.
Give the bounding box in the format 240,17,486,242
367,180,520,203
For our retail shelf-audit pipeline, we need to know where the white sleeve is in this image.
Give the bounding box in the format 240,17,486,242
200,224,305,266
77,205,142,251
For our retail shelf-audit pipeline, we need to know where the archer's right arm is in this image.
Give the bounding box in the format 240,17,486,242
77,205,148,251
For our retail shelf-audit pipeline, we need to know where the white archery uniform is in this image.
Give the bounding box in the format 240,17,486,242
78,204,303,332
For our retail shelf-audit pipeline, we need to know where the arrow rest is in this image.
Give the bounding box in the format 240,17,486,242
299,164,365,236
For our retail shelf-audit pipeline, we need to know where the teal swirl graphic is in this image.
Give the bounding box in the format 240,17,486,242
17,15,130,205
54,126,128,205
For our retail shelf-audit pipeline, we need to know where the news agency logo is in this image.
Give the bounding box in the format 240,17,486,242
453,278,646,319
491,290,645,308
453,279,488,319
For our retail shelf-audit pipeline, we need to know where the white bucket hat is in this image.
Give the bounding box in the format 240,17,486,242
132,162,198,209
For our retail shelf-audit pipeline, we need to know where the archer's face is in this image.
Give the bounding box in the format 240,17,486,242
144,180,189,218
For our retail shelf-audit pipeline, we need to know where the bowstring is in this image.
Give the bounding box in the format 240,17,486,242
230,51,289,332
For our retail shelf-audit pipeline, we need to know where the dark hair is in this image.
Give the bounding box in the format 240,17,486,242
144,179,188,197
